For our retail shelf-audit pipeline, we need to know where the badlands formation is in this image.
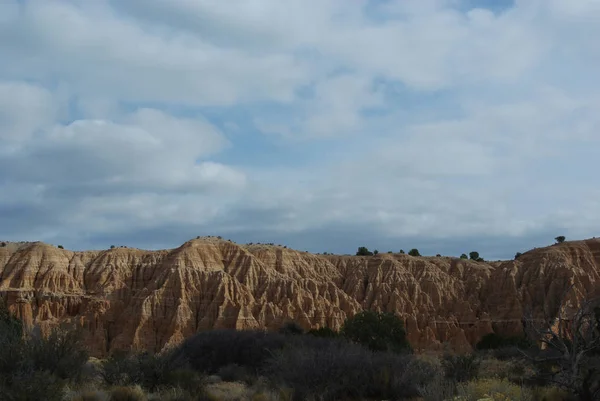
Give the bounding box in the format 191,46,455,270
1,237,599,357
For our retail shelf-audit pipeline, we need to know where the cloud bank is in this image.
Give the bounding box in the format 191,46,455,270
1,0,599,259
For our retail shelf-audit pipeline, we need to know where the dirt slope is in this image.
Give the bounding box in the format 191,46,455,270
1,237,599,356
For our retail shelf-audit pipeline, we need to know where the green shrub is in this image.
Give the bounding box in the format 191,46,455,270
460,254,468,259
217,363,253,384
341,311,411,353
58,245,64,249
172,330,287,375
356,246,373,256
0,301,88,400
408,248,421,257
555,236,566,244
102,350,185,392
417,373,456,401
441,353,480,383
306,327,338,338
278,321,304,336
476,333,532,352
28,325,89,381
457,378,533,401
266,340,433,401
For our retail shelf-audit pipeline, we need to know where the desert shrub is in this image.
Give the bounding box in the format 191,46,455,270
441,353,480,382
266,339,434,401
172,330,288,375
27,325,89,381
492,346,531,361
555,236,566,244
340,310,411,353
417,373,457,401
1,370,66,401
478,357,514,380
68,389,109,401
515,252,523,259
102,350,189,392
477,333,532,352
457,378,533,401
530,386,576,401
0,301,88,400
1,242,6,247
217,363,253,384
278,321,304,336
460,254,468,259
58,245,64,249
109,386,147,401
306,326,338,338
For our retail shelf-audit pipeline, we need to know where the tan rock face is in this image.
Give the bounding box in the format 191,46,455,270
1,238,599,356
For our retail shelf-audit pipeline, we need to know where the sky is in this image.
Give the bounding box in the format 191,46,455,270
0,0,599,260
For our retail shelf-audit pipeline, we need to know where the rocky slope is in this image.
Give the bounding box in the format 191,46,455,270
1,237,599,356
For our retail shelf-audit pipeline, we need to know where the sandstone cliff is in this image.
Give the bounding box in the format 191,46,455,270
1,237,599,356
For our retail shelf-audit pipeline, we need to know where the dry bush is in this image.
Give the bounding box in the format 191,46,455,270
417,373,456,401
68,389,110,401
266,339,436,401
457,378,533,401
217,363,253,384
0,300,88,400
172,330,288,375
529,386,577,401
101,350,202,393
109,385,147,401
441,352,480,382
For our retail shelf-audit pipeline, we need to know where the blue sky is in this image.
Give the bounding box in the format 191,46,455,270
1,0,599,259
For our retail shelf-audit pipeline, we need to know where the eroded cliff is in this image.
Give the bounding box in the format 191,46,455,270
1,237,599,356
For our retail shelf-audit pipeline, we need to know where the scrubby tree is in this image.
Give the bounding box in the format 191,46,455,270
436,254,441,257
341,311,411,353
515,252,523,259
523,289,600,401
408,249,421,257
373,249,379,255
555,235,566,244
469,251,479,260
0,242,6,247
57,245,64,249
356,247,374,256
460,254,468,259
399,250,405,254
0,300,88,400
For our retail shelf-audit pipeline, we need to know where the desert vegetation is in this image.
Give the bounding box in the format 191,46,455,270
0,296,596,401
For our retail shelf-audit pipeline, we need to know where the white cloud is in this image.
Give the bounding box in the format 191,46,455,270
0,0,599,257
0,81,57,142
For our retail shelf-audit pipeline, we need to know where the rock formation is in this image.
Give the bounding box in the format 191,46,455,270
1,237,599,356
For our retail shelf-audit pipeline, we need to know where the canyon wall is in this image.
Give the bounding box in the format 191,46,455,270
1,237,600,356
